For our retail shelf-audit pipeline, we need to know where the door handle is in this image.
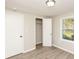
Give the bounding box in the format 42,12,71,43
20,36,23,38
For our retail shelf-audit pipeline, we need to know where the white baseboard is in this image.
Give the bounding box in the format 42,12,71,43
53,44,74,54
6,47,36,58
22,47,36,53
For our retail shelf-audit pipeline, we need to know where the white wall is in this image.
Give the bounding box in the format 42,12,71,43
24,14,37,52
0,2,5,58
52,12,74,54
36,19,42,44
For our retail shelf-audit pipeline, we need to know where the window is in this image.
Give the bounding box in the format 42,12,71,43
62,18,74,41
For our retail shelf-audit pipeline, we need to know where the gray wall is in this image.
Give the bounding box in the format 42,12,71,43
52,12,74,54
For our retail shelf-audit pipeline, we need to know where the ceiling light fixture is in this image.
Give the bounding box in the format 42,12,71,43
46,0,56,7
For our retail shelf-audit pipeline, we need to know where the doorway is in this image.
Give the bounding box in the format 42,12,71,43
36,18,43,48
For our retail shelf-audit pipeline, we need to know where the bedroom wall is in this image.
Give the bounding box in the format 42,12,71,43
52,11,74,54
5,9,42,57
24,14,37,52
24,14,43,52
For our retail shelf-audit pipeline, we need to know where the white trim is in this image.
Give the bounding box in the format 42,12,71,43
61,39,74,43
6,48,35,58
53,44,74,54
22,47,36,53
60,16,74,42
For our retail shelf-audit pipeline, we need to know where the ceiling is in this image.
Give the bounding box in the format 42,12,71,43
5,0,74,16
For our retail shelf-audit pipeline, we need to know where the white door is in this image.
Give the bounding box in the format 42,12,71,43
43,18,52,46
6,10,24,58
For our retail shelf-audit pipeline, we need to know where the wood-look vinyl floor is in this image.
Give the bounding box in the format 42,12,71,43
7,46,74,59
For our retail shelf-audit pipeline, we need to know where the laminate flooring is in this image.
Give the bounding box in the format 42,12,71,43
7,45,74,59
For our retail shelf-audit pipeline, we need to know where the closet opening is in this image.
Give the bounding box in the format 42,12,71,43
36,18,43,49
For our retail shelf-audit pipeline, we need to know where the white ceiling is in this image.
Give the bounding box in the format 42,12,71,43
5,0,74,16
